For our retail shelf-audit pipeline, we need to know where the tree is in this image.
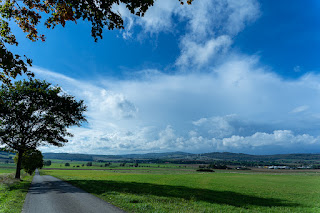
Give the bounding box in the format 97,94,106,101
14,149,44,175
44,160,52,166
0,0,193,84
86,162,92,166
0,79,86,179
65,162,70,166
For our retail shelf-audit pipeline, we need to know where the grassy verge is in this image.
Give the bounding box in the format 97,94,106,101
0,172,32,213
42,169,320,212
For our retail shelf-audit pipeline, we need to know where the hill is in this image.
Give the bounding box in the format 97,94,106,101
0,150,15,163
42,151,190,161
42,151,320,163
201,152,320,161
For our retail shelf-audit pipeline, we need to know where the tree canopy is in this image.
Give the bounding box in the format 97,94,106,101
0,0,193,84
0,79,87,178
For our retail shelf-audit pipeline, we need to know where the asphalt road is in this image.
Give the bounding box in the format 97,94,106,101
22,169,126,213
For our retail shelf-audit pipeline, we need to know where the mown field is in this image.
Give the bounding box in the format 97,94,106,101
0,163,15,169
0,168,15,174
42,167,320,213
0,168,32,213
43,160,190,171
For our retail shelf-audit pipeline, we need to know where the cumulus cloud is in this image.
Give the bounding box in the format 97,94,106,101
114,0,259,68
86,89,138,119
33,55,320,154
176,35,232,67
219,130,320,154
30,0,320,155
175,0,259,68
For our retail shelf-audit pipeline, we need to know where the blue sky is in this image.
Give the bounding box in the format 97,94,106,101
11,0,320,155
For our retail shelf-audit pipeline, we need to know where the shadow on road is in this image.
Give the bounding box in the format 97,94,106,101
64,179,301,208
27,177,87,195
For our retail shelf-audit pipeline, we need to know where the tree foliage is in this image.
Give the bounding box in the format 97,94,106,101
44,160,52,166
0,0,193,84
14,149,44,175
0,79,87,178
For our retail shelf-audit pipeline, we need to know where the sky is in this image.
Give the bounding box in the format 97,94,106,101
9,0,320,155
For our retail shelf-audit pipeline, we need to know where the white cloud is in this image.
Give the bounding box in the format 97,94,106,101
175,0,259,68
176,35,232,67
115,0,260,67
29,0,320,155
224,0,260,35
193,115,237,139
86,89,138,119
33,55,320,154
219,130,320,154
290,105,309,114
136,0,179,34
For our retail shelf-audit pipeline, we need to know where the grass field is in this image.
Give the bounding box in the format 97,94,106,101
0,163,15,169
43,160,190,170
0,168,15,175
42,168,320,212
0,169,32,213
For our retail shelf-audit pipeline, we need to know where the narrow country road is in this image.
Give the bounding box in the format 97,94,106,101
22,169,126,213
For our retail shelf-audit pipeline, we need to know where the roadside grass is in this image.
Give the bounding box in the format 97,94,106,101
0,171,32,213
42,169,320,212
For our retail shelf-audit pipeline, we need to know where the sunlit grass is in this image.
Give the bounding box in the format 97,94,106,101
42,169,320,212
0,168,15,175
0,171,32,213
43,160,193,171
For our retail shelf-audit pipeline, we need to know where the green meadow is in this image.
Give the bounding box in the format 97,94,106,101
0,168,15,175
42,168,320,213
44,160,188,170
0,169,32,213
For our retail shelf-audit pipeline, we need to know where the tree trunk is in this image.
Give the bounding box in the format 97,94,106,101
15,150,23,179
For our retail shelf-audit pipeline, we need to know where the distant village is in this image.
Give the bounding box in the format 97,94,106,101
262,165,312,170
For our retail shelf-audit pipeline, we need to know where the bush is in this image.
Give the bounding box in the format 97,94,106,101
65,163,70,167
44,160,52,166
14,149,44,175
196,169,215,172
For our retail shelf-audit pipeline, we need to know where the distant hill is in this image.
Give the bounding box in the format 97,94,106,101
43,151,320,162
0,150,15,162
120,151,190,159
201,152,320,161
43,153,94,161
43,151,191,161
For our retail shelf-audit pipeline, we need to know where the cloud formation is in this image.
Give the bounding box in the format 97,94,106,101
114,0,259,68
31,0,320,155
33,55,320,155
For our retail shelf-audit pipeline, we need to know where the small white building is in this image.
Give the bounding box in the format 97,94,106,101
268,165,290,169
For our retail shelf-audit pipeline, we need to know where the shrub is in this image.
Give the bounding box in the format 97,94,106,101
196,168,215,172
